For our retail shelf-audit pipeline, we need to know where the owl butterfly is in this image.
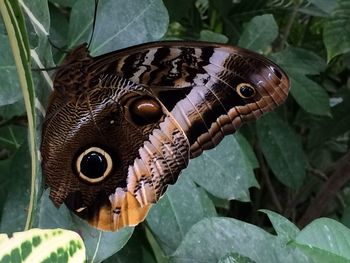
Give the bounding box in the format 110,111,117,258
41,41,290,231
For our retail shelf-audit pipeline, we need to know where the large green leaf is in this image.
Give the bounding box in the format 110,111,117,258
323,0,350,61
238,14,278,53
0,100,25,120
0,159,11,218
309,0,337,14
38,190,133,263
0,143,31,234
22,0,58,103
146,175,216,255
219,252,256,263
38,190,74,230
188,134,258,201
289,74,330,117
76,221,133,263
68,0,169,56
0,34,22,106
104,231,154,263
49,0,76,7
272,47,327,76
0,125,27,154
0,228,85,262
256,113,306,189
293,218,350,263
0,127,27,229
172,217,312,263
260,210,300,241
199,29,228,43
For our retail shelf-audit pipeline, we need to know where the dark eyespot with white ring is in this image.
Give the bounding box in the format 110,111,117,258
236,83,256,99
129,96,163,125
75,147,113,183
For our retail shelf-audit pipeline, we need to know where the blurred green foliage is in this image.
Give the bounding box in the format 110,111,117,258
0,0,350,262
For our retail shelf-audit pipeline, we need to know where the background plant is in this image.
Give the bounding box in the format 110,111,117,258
0,0,349,262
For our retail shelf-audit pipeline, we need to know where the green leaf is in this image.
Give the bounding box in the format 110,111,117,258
199,29,228,43
49,0,76,7
172,217,312,263
294,244,350,263
38,190,133,262
238,14,278,52
21,0,55,80
289,73,330,116
68,0,169,55
0,143,30,234
293,218,350,262
309,0,337,14
104,231,151,263
188,135,258,201
219,252,256,263
236,133,259,169
260,210,300,240
271,47,329,116
0,100,25,120
256,113,306,189
271,48,327,76
146,175,216,255
38,190,74,230
323,0,350,61
49,3,69,58
0,159,11,219
0,33,22,106
78,223,133,263
145,226,169,263
0,125,27,153
0,228,85,262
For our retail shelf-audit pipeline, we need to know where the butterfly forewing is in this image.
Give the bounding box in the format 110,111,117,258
41,41,290,231
91,42,289,156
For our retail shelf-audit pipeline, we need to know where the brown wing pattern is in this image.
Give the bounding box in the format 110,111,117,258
41,41,290,231
91,41,290,156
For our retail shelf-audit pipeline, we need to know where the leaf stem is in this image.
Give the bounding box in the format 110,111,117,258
255,144,283,213
276,0,301,50
0,0,38,231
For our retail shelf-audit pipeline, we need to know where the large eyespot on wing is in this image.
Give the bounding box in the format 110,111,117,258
75,147,113,183
122,94,164,126
236,83,256,99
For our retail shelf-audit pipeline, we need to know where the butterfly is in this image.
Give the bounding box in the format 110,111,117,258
41,41,290,231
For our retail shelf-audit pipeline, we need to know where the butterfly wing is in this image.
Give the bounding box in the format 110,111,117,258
42,41,290,231
91,41,290,157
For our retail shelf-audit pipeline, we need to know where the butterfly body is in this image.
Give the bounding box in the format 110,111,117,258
41,41,289,231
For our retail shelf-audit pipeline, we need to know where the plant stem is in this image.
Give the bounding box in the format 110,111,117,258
255,144,283,213
276,0,301,50
298,150,350,227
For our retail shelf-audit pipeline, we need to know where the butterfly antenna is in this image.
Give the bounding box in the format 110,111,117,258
48,37,70,54
87,0,99,50
32,65,63,72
